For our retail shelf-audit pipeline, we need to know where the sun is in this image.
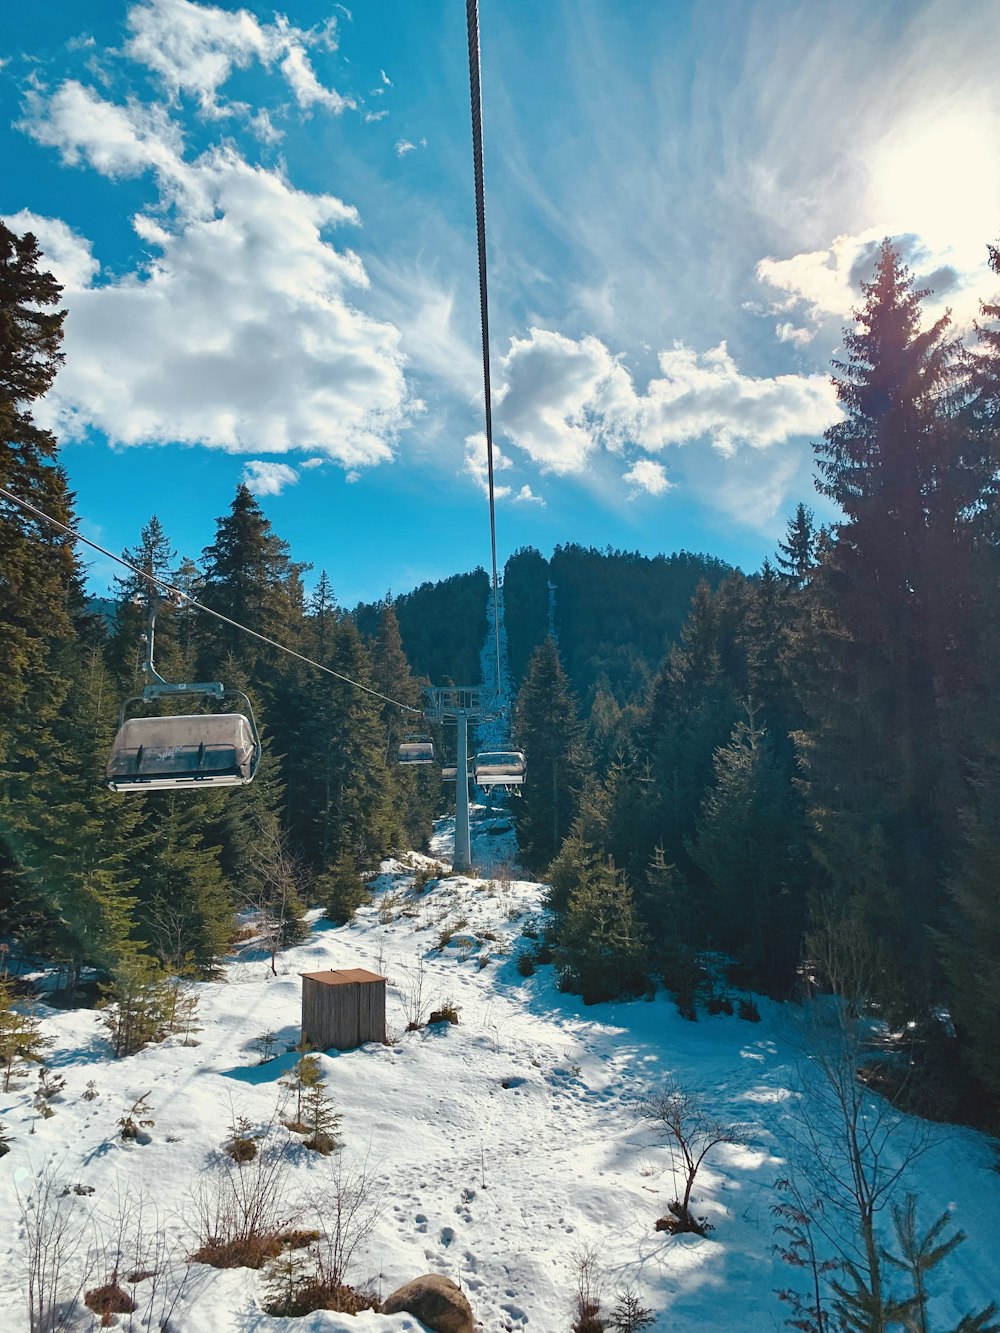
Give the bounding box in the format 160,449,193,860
867,100,1000,259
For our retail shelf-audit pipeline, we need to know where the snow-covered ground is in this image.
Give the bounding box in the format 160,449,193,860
2,809,999,1332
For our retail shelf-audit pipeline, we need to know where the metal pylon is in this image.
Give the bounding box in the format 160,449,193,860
424,686,491,874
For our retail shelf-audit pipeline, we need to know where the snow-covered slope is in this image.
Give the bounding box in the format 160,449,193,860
2,811,999,1332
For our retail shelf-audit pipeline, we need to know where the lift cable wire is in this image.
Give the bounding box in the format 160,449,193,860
466,0,503,703
0,483,424,717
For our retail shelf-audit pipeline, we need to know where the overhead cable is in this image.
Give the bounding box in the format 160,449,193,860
0,483,424,716
465,0,504,700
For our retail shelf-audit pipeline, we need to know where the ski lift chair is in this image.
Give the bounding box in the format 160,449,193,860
472,750,526,790
106,592,261,793
107,706,260,792
397,734,435,765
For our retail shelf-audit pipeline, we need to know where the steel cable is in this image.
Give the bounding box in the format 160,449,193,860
466,0,504,703
0,483,424,715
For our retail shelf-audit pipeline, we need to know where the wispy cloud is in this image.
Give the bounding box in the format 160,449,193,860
124,0,354,117
463,432,512,498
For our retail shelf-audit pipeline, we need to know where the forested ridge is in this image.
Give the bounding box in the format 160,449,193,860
3,221,1000,1130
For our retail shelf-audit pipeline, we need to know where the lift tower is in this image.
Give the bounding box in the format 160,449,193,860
423,686,488,874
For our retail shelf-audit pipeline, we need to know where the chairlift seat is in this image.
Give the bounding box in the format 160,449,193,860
106,713,259,792
473,750,526,787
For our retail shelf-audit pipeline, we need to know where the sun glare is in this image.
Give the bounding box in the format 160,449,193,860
868,104,1000,258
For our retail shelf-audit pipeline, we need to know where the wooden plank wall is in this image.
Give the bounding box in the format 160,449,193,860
302,977,386,1050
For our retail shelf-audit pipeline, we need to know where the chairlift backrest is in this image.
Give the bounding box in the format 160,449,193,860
473,750,526,787
398,734,435,765
107,711,260,793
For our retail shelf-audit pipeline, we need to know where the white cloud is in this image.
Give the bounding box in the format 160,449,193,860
497,328,635,474
463,432,512,499
380,69,391,86
248,109,282,144
21,80,181,177
513,484,545,505
21,83,411,466
775,321,814,347
301,457,325,469
496,327,839,474
242,459,298,495
124,0,353,117
395,139,416,157
280,45,352,114
757,226,995,337
623,458,672,498
2,210,99,291
631,342,839,457
364,109,388,123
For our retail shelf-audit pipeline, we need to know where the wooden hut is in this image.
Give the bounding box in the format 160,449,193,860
300,968,387,1051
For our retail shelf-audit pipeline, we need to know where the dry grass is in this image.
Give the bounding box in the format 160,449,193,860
85,1282,137,1326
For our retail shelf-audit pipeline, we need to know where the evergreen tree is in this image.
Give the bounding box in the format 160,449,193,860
197,484,307,685
776,504,817,586
939,760,1000,1115
284,615,399,871
107,516,179,686
688,709,806,990
0,973,51,1090
3,648,144,996
797,241,987,982
0,223,80,735
318,849,370,926
555,856,649,1004
641,581,740,878
371,600,437,851
130,793,233,976
513,637,589,872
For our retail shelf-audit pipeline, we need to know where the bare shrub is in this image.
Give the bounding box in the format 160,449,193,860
571,1243,606,1332
15,1164,94,1333
785,905,936,1325
398,959,428,1030
309,1148,387,1290
643,1076,751,1235
190,1136,297,1269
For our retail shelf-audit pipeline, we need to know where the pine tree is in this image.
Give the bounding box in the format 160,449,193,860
197,484,307,685
4,648,144,996
939,761,1000,1114
797,241,987,984
130,793,234,975
776,504,817,587
284,615,399,871
513,637,589,872
107,516,180,686
0,223,79,735
688,709,806,990
641,581,740,880
318,850,370,926
555,856,649,1004
0,973,52,1090
371,600,436,851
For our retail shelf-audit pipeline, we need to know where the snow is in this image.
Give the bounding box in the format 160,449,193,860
2,807,999,1332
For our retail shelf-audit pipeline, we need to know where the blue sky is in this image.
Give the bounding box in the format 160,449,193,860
3,0,1000,605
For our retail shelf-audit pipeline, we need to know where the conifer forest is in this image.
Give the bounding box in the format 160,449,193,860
4,217,1000,1147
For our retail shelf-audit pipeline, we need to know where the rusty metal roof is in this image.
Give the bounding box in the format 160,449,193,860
300,968,386,985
